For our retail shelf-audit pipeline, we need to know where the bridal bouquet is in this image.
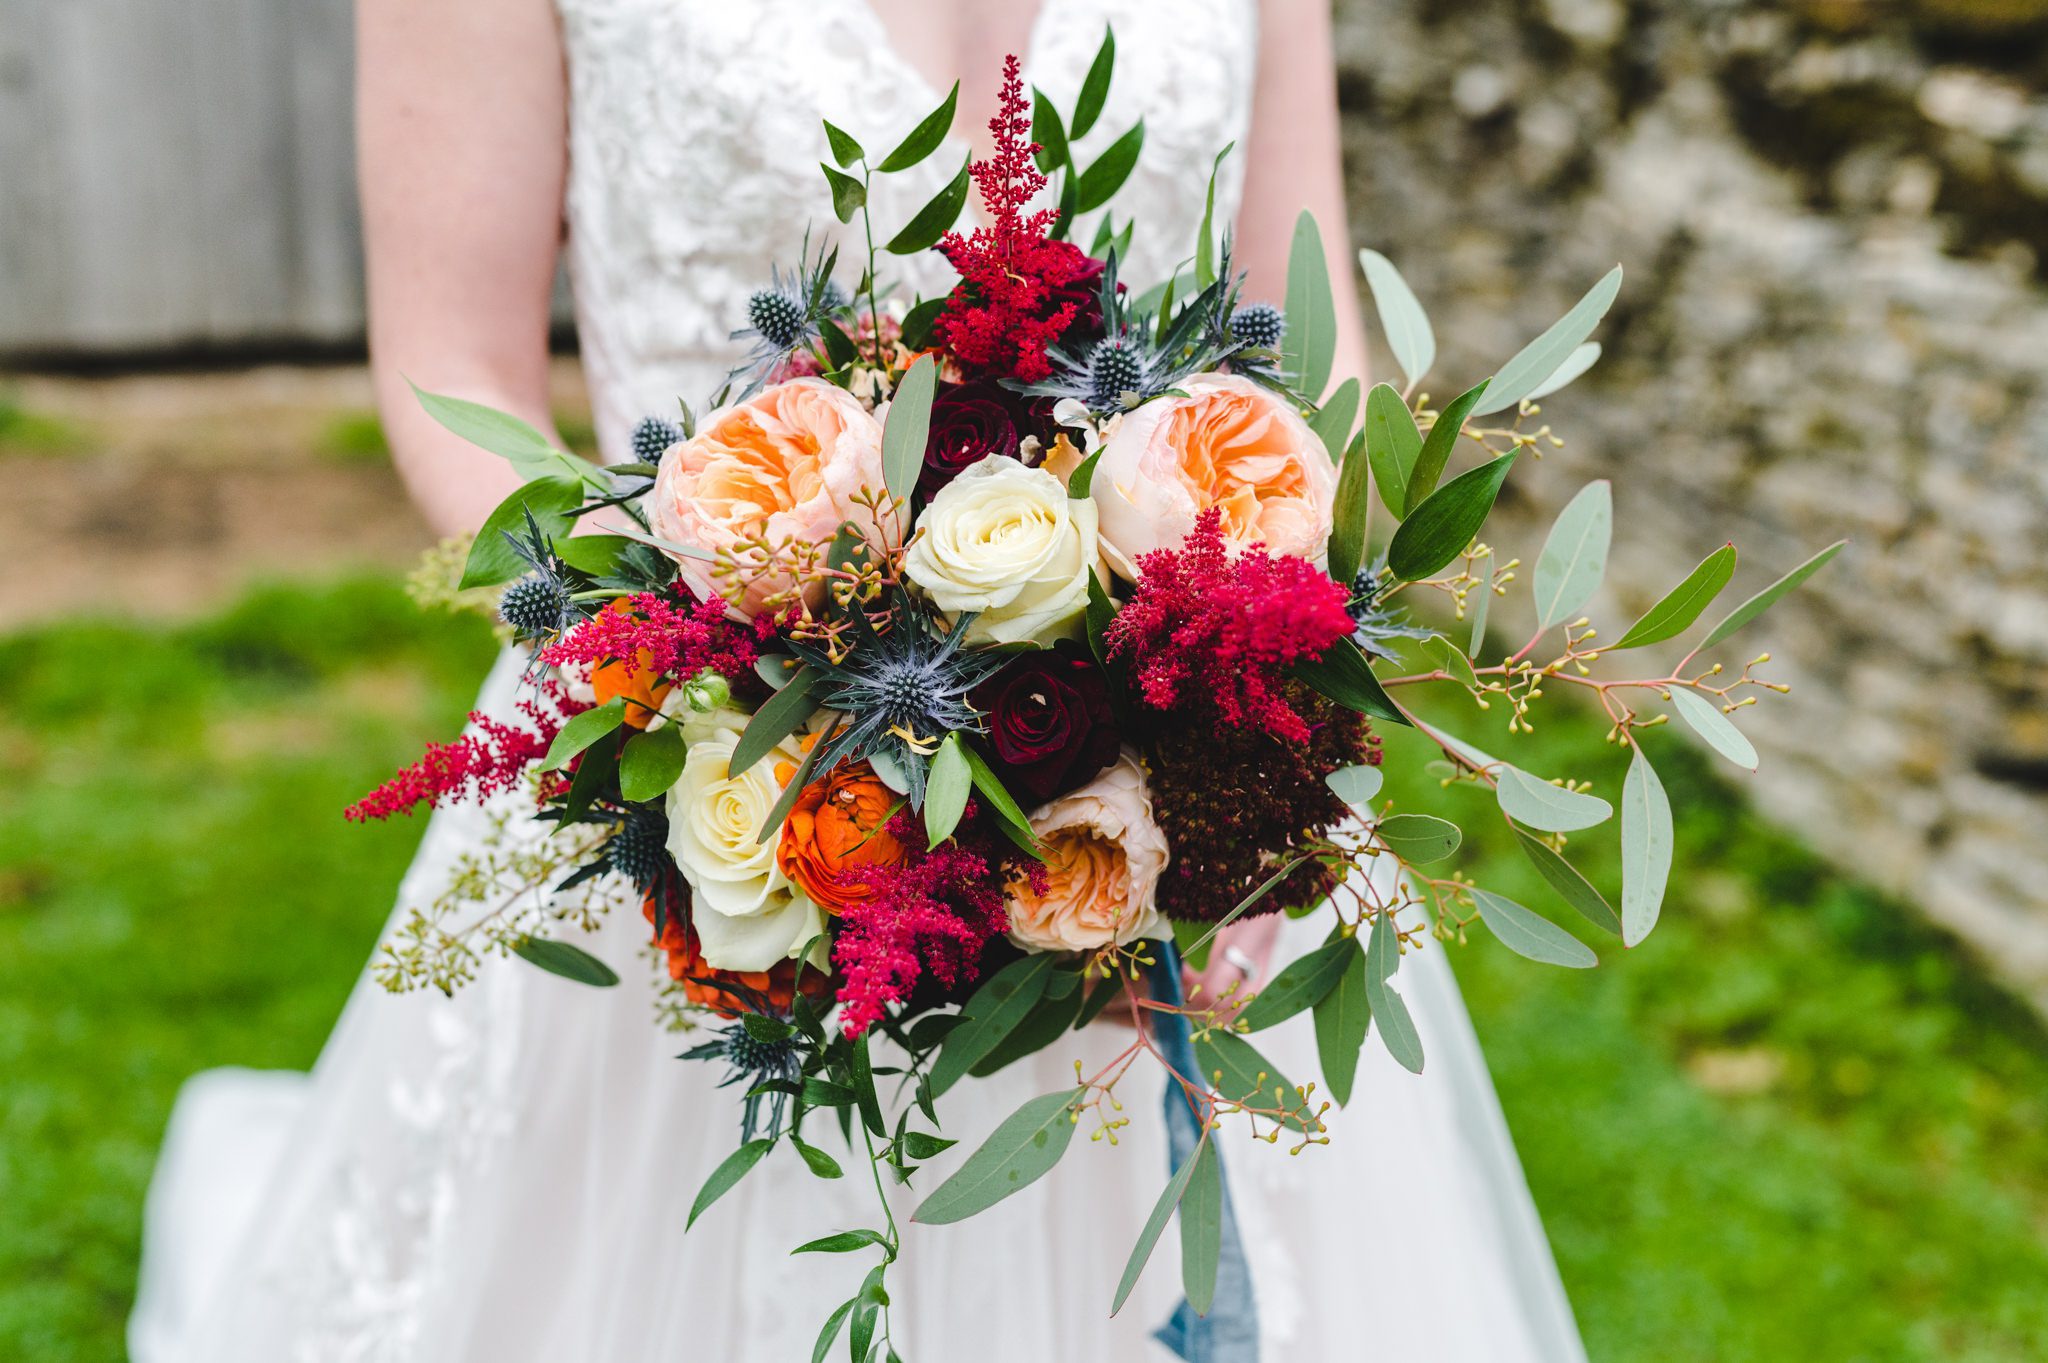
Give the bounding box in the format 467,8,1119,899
355,40,1835,1358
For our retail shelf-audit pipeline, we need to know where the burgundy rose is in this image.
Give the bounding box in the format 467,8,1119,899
1044,246,1109,339
920,383,1022,500
973,641,1121,804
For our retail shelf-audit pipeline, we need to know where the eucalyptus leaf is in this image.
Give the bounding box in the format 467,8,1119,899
1472,889,1598,968
411,383,605,489
1074,120,1145,215
881,354,939,505
1357,248,1437,389
1324,763,1385,810
1373,813,1463,864
1620,745,1673,947
1387,451,1517,581
1699,540,1846,649
1609,544,1737,650
1070,26,1116,139
1112,1132,1206,1314
1328,389,1385,586
1533,481,1612,630
1238,938,1355,1031
541,698,627,772
1281,211,1337,402
729,667,821,777
923,732,972,844
1313,942,1371,1106
1180,1140,1223,1316
1472,265,1623,416
1193,1030,1310,1131
1496,766,1613,833
1513,827,1622,935
1364,915,1423,1074
1403,379,1491,516
1423,634,1479,689
876,82,958,173
1309,376,1360,467
1669,687,1759,771
883,156,971,254
961,743,1042,854
911,1087,1082,1224
618,724,685,801
1525,341,1602,401
929,954,1056,1097
687,1138,774,1229
510,937,621,988
1363,381,1422,521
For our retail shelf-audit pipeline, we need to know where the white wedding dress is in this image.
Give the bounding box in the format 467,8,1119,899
130,2,1588,1359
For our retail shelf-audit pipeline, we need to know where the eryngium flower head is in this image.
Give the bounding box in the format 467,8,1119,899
1230,302,1286,350
630,415,683,463
787,603,1008,808
679,1013,805,1141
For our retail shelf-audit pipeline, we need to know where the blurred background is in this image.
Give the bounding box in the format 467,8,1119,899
2,0,2046,1358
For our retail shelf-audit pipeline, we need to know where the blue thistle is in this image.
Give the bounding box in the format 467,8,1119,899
1348,565,1434,660
630,415,682,463
786,603,1006,809
497,508,589,645
1230,302,1286,350
725,231,842,399
679,1011,804,1141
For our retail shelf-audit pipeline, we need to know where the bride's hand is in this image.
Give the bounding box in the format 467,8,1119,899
1184,914,1283,1015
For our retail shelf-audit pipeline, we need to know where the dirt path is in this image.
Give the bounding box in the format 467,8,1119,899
0,361,591,630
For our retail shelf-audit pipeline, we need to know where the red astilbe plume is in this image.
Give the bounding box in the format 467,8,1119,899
831,811,1020,1037
539,591,758,684
1104,509,1358,744
934,55,1104,383
347,684,583,822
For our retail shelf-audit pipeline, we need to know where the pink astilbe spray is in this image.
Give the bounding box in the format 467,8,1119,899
346,686,582,822
539,591,759,683
1104,508,1357,744
831,811,1022,1038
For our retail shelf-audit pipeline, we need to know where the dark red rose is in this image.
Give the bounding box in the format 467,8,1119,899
973,641,1121,804
920,383,1022,500
1043,245,1108,338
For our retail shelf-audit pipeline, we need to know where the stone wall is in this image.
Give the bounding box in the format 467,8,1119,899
1332,0,2048,1005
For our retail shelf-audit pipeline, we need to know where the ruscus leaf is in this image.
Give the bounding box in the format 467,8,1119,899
877,82,958,173
688,1138,774,1228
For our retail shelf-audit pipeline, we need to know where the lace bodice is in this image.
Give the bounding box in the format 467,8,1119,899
554,0,1259,456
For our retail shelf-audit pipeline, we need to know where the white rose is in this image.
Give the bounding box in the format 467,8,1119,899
1006,752,1172,954
664,723,823,972
904,455,1099,646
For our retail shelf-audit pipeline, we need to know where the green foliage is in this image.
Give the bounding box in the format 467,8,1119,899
875,83,957,173
1280,211,1337,401
922,732,970,845
1378,708,2048,1362
1073,121,1145,215
883,156,971,254
1532,481,1612,631
6,577,2048,1361
1070,27,1115,140
1113,1131,1206,1314
1610,544,1738,650
910,1087,1083,1224
1363,381,1422,520
1387,451,1516,581
509,937,621,987
881,354,938,504
1356,248,1436,390
1471,266,1622,417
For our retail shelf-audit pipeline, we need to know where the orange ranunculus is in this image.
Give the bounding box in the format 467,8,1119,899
590,598,671,729
775,760,910,912
643,895,818,1017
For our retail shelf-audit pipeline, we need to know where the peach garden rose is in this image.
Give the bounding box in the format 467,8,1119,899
1089,372,1336,580
1005,752,1171,954
648,378,894,614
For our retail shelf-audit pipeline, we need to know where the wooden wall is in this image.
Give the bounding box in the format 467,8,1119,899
0,0,364,359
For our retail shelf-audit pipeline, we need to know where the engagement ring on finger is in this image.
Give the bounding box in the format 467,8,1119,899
1223,945,1260,986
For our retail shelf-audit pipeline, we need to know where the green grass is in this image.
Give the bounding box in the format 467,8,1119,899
1,577,2045,1360
0,396,90,457
0,579,497,1362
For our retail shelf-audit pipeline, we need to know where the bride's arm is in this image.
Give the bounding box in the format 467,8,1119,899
1232,0,1371,391
357,0,570,538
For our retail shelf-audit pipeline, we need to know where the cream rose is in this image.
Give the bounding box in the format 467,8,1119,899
663,716,824,972
649,379,894,616
903,455,1100,646
1090,373,1336,579
1006,752,1171,954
